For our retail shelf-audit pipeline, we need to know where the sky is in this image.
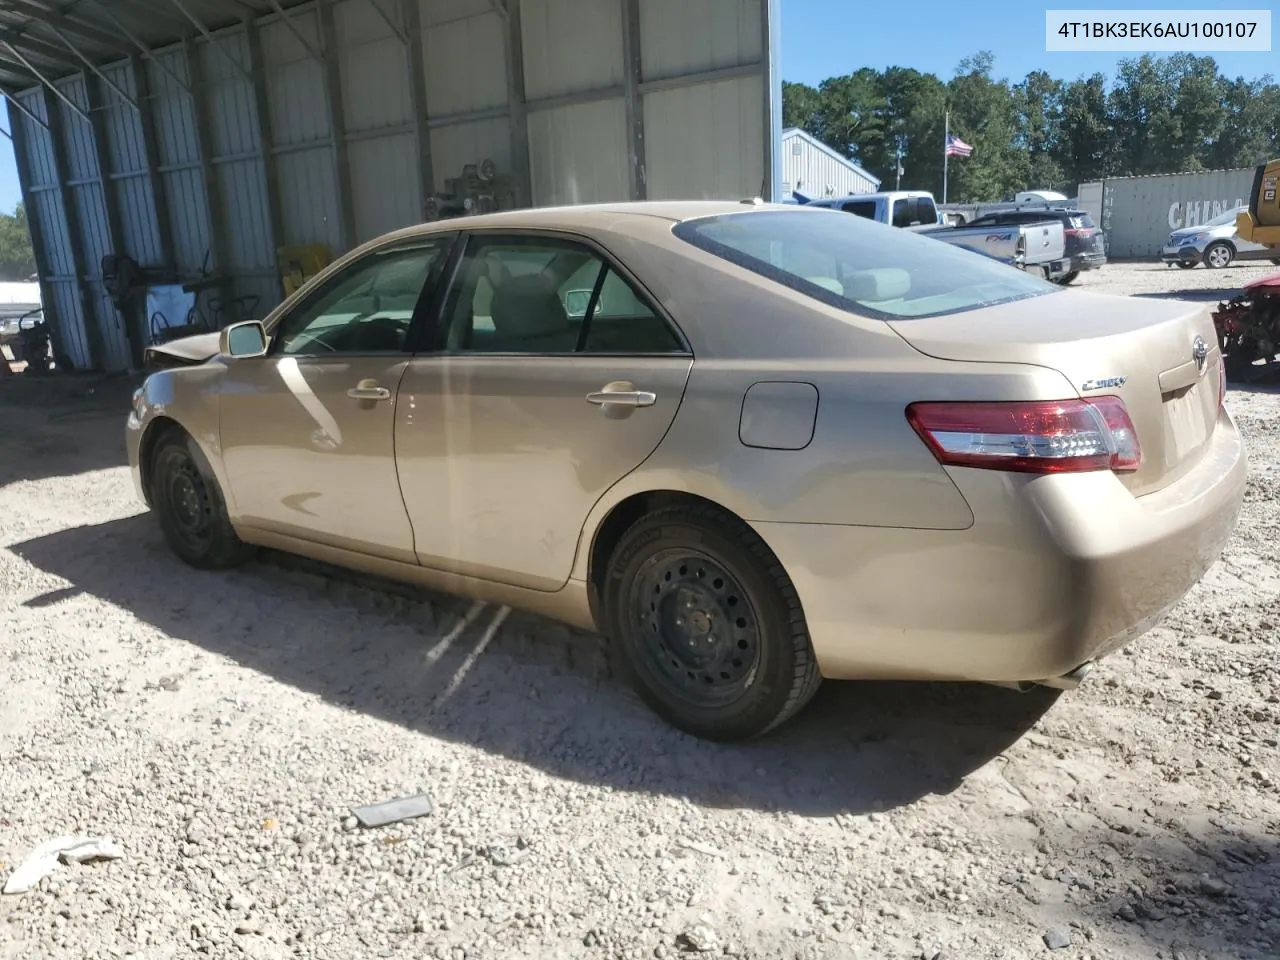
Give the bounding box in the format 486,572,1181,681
0,0,1274,214
780,0,1276,88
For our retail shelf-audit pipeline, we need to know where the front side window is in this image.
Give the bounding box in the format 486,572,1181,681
674,209,1060,320
273,240,448,356
440,235,685,355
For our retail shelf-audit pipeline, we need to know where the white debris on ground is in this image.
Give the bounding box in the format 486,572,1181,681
0,262,1277,960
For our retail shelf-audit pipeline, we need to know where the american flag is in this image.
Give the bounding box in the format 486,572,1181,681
945,134,973,158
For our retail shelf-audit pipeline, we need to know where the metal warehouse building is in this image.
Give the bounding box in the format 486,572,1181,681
1,0,782,373
779,127,879,202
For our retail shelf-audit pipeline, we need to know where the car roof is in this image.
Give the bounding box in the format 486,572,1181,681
379,200,785,239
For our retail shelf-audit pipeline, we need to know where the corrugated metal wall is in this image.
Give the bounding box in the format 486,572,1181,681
1088,168,1258,259
779,130,879,200
7,0,778,372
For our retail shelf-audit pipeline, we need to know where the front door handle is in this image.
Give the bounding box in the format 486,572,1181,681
346,379,392,402
585,381,657,408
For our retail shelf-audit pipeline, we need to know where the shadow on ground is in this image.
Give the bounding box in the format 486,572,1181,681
12,513,1060,818
0,373,139,487
1051,830,1279,960
1132,287,1239,303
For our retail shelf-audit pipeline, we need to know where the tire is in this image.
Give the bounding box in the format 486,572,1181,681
1054,270,1080,286
1271,258,1280,266
1176,262,1197,269
150,431,255,570
602,503,821,741
1203,241,1234,269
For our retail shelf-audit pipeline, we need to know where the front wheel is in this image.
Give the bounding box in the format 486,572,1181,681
603,504,821,741
1176,262,1197,269
151,432,255,570
1203,242,1234,269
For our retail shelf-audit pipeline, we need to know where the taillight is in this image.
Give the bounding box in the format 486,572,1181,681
906,398,1142,475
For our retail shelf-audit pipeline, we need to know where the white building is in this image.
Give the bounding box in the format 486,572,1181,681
780,128,881,201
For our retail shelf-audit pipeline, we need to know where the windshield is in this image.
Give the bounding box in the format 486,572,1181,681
1203,206,1243,228
673,209,1060,320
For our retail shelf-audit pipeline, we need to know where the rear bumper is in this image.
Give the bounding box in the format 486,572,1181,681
1071,252,1107,271
752,407,1246,683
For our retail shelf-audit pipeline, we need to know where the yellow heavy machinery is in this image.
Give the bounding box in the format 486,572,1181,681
1217,160,1280,382
1236,158,1280,250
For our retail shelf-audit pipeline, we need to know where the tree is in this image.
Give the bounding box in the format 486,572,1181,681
781,53,1280,203
0,204,35,281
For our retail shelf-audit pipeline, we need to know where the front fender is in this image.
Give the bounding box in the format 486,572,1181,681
129,363,232,512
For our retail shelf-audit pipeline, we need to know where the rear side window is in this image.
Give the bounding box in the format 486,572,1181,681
673,209,1060,320
842,200,877,219
892,197,936,227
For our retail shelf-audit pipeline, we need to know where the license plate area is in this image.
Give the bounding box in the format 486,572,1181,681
1162,383,1211,466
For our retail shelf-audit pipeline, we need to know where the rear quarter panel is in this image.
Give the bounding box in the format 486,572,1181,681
568,223,1086,582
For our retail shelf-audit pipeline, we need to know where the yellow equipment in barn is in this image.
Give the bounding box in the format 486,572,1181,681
278,244,333,298
1236,159,1280,250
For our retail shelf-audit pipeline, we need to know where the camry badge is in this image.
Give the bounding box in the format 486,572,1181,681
1080,376,1127,391
1192,335,1208,372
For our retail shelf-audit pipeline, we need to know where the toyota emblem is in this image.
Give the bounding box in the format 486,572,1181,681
1192,335,1208,372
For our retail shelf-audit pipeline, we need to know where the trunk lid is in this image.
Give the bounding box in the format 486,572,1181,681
887,290,1221,496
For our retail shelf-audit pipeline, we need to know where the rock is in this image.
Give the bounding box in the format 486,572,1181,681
235,920,263,936
1117,904,1138,923
341,817,359,832
1199,877,1231,898
227,893,254,912
1043,929,1072,950
676,924,719,953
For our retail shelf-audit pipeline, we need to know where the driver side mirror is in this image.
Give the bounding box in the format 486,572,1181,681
219,320,269,358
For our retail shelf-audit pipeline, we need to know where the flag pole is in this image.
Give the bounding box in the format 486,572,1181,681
943,109,949,205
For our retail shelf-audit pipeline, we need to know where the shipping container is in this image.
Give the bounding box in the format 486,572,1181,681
1079,168,1257,259
780,127,879,201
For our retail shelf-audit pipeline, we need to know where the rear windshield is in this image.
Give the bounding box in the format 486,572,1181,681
673,209,1060,320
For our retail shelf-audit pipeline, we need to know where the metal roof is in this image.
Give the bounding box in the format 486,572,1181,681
0,0,311,95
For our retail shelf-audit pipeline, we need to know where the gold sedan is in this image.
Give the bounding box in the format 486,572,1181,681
126,201,1246,741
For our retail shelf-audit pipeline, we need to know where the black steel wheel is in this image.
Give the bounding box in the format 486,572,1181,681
603,503,821,741
151,431,255,570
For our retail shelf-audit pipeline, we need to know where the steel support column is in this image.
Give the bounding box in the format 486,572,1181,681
7,96,69,368
130,53,177,273
84,69,139,366
621,0,646,201
318,0,356,250
400,0,435,215
245,16,284,299
503,0,531,207
44,88,104,370
184,39,231,275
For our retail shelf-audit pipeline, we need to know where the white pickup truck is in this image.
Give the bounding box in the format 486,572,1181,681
801,190,1070,279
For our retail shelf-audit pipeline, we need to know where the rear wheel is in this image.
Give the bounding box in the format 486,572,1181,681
1271,258,1280,266
1054,270,1080,286
603,504,821,741
1203,241,1234,269
151,432,255,570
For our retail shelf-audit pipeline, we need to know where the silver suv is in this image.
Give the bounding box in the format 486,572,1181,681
1161,205,1280,269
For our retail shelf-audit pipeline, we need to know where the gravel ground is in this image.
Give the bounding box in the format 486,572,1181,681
1,262,1278,960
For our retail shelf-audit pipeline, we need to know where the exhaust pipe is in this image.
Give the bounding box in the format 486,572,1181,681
1036,661,1096,691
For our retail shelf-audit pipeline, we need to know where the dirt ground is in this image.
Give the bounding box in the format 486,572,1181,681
1,262,1277,960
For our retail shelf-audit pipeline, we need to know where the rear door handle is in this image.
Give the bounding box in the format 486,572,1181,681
586,382,656,408
347,379,392,402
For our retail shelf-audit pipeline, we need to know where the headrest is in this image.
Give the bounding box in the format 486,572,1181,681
490,273,570,338
842,268,911,302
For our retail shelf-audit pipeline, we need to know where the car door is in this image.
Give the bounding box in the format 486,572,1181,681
218,234,455,563
394,231,694,591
